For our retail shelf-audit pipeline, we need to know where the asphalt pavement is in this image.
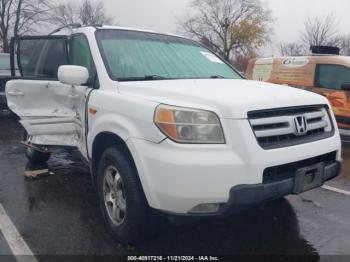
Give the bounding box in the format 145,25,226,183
0,111,349,261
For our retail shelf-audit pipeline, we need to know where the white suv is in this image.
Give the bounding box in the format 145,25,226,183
6,25,342,244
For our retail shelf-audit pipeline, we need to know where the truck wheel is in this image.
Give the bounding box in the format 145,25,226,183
26,147,51,164
97,147,158,244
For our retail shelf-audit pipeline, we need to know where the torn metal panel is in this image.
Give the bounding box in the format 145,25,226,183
28,134,81,147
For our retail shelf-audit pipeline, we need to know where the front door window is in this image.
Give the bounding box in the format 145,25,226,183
17,37,68,79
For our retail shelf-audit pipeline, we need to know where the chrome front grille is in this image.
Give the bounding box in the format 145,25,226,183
248,105,334,149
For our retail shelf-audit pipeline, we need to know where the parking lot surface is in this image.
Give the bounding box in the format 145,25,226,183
0,112,349,260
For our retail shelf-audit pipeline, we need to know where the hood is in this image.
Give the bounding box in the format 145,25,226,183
118,79,329,119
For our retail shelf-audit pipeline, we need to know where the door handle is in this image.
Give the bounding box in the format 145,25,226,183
7,91,24,96
68,94,79,99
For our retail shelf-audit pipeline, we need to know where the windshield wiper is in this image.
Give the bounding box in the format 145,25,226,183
210,75,225,79
118,75,171,82
118,75,227,81
144,75,169,80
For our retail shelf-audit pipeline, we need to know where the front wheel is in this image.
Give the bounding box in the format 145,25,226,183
97,147,159,244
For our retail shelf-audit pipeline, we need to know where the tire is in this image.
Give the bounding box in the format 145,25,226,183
97,147,158,244
26,147,51,164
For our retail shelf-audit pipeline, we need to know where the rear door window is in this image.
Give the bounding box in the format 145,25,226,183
316,64,350,90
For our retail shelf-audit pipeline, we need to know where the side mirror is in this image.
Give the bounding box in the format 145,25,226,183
58,65,89,86
341,83,350,91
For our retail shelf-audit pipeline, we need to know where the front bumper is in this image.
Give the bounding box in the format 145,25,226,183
127,119,342,215
221,161,341,215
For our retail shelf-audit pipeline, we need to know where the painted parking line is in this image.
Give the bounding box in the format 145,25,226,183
322,185,350,197
0,204,37,262
340,129,350,137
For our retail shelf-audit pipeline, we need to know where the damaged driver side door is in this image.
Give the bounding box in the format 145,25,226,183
6,35,91,156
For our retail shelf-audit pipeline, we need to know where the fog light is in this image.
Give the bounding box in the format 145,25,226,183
189,203,221,214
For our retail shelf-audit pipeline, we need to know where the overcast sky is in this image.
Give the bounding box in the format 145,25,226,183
83,0,350,55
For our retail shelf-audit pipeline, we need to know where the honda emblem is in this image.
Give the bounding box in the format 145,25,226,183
294,116,308,136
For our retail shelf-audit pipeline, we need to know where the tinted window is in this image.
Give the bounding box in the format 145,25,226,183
317,64,350,90
96,29,241,81
18,37,68,79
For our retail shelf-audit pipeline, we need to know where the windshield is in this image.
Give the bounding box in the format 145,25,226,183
96,29,241,81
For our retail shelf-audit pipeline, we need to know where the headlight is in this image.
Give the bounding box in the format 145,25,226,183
154,104,225,144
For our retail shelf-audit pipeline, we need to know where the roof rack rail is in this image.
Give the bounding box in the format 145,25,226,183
90,24,103,28
310,46,340,55
49,23,82,35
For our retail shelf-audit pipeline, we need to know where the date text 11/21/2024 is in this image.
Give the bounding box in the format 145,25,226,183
127,256,220,261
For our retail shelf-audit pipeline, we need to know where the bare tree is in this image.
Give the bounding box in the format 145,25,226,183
339,35,350,56
79,0,113,25
280,42,307,56
279,15,343,57
0,0,53,52
54,3,76,28
52,0,113,27
180,0,273,61
232,52,255,73
0,0,14,52
301,15,340,47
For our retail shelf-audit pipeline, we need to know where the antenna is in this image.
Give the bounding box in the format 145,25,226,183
48,23,82,35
